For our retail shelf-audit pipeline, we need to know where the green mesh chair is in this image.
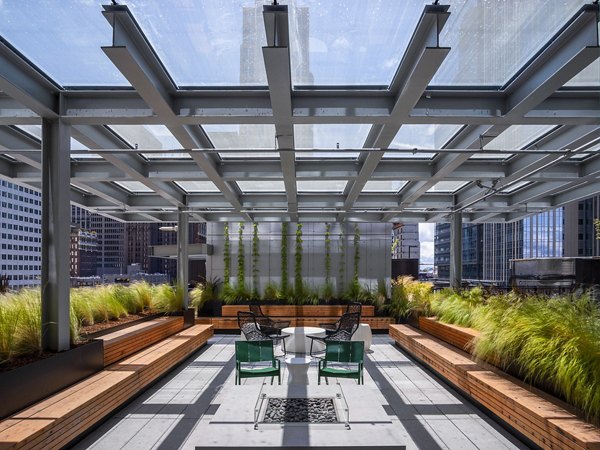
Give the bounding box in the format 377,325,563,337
235,340,281,385
318,340,364,385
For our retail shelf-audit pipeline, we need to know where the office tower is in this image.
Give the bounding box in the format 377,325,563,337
0,180,42,288
69,227,98,278
391,223,420,260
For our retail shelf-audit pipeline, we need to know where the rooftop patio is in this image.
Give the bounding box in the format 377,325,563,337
73,334,527,450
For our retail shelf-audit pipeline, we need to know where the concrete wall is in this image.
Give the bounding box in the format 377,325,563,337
206,222,391,295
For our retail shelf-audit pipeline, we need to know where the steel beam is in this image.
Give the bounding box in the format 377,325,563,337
177,208,190,308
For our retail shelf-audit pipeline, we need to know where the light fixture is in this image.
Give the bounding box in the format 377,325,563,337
159,225,178,232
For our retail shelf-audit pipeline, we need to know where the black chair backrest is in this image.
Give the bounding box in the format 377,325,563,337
237,311,266,341
346,302,362,316
329,312,360,341
249,303,263,317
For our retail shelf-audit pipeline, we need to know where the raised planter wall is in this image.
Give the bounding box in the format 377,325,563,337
417,316,479,351
221,304,375,317
200,304,392,331
390,324,600,450
0,340,104,420
98,316,184,366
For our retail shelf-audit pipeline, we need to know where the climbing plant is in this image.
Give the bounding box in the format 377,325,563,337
324,223,331,283
281,222,289,295
223,222,230,285
353,224,360,284
338,228,345,296
294,223,303,295
595,218,600,240
237,222,245,290
251,222,260,299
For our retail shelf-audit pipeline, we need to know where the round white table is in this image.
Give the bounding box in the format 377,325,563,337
281,326,326,354
285,356,312,385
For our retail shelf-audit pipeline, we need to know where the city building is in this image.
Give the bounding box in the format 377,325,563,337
69,226,98,278
0,180,42,289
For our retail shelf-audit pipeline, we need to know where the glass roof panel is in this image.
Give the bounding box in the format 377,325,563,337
114,181,154,193
362,180,407,193
289,0,428,86
0,2,128,86
123,0,267,86
570,143,600,161
236,180,286,193
295,124,370,159
109,125,190,159
174,181,220,193
297,180,347,193
564,60,600,87
431,0,588,86
499,181,531,194
204,124,276,157
427,180,469,193
384,124,462,159
484,125,557,152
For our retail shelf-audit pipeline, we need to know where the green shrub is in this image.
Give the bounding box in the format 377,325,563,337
263,282,280,301
321,281,335,302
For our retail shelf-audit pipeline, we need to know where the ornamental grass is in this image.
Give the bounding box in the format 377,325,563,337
0,282,179,365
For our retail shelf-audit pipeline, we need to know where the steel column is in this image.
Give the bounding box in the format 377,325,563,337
177,208,190,308
41,119,71,352
449,212,463,290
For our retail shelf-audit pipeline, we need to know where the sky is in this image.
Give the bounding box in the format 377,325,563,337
419,223,435,266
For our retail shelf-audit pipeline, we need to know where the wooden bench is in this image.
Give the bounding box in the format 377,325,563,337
198,304,393,331
389,324,600,450
417,316,480,352
0,324,214,450
98,316,184,366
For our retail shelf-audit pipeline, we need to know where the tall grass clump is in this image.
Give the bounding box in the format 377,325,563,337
0,295,22,362
387,276,433,321
430,287,484,327
472,293,600,424
70,288,96,325
152,283,184,312
129,281,155,310
89,285,128,322
12,289,42,357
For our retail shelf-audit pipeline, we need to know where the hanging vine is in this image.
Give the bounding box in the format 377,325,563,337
338,228,345,296
251,222,260,299
324,223,331,283
294,223,303,296
353,224,361,284
223,222,230,285
237,222,245,290
281,222,289,295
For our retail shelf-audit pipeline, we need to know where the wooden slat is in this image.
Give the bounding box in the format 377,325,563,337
0,325,213,450
221,305,375,317
389,324,600,450
98,317,184,366
418,317,479,352
197,315,392,331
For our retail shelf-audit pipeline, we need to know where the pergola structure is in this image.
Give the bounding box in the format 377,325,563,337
0,1,599,350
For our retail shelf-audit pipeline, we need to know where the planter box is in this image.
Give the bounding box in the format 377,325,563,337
0,340,104,420
417,316,479,352
221,304,376,317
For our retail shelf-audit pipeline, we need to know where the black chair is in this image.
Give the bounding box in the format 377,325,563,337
248,303,291,335
319,302,362,334
309,311,360,357
238,311,289,356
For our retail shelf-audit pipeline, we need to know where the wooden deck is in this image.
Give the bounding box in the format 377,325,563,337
390,324,600,450
0,325,214,450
